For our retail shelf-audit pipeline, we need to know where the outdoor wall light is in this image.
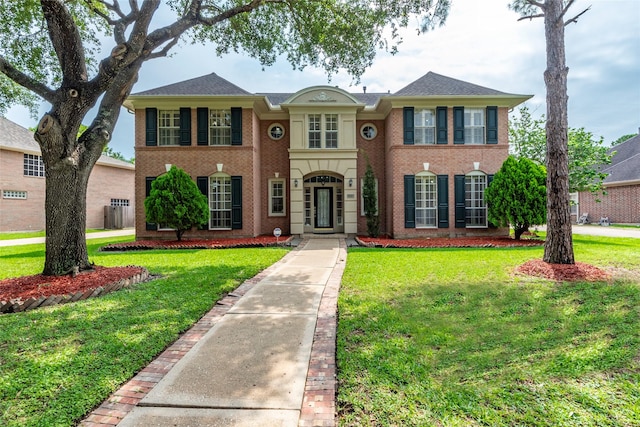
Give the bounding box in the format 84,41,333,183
294,179,298,187
349,178,353,187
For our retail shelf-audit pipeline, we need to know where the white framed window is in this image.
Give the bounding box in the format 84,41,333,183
209,109,231,145
416,173,437,227
325,114,338,148
24,154,45,177
110,199,130,207
209,174,232,229
158,110,180,146
415,109,436,145
570,192,579,216
465,172,487,227
269,179,286,216
2,190,27,199
308,114,339,148
360,124,377,140
268,123,285,140
464,108,485,144
360,178,379,216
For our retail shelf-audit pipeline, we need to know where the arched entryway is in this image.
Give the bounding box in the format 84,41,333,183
302,174,344,234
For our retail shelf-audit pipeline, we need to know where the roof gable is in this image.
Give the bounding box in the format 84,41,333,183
394,71,510,96
0,116,40,154
133,73,252,96
602,133,640,184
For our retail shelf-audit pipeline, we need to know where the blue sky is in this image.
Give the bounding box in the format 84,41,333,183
6,0,640,160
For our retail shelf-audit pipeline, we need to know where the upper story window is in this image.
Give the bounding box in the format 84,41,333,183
308,114,339,149
209,109,231,145
268,123,285,140
414,109,436,144
24,154,45,177
158,110,180,146
360,124,377,140
464,108,485,145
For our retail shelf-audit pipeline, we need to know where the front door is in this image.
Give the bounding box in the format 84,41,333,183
314,187,333,229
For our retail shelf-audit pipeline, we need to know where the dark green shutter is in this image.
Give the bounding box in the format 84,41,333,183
197,176,209,230
197,108,208,145
487,174,496,228
453,107,464,144
436,107,448,144
454,175,466,228
145,177,157,230
403,107,414,145
179,108,191,146
486,106,498,144
404,175,415,228
437,175,449,228
145,108,157,146
231,108,242,146
231,176,242,229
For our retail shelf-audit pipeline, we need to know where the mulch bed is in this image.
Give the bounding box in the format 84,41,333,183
356,235,544,248
516,259,611,282
1,234,611,313
100,235,292,251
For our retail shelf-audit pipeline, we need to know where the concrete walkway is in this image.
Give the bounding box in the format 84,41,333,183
0,228,135,247
82,238,345,427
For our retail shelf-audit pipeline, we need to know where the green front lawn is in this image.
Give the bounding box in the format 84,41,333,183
338,235,640,426
0,229,109,241
0,237,288,427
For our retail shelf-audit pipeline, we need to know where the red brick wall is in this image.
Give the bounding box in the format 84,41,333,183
356,120,386,235
385,107,510,238
134,108,260,240
86,164,135,229
0,149,46,231
578,184,640,224
259,120,292,235
1,149,134,232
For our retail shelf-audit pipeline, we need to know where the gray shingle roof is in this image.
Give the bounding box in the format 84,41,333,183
133,72,252,96
134,71,523,106
0,117,134,170
602,133,640,183
0,116,40,153
394,71,511,96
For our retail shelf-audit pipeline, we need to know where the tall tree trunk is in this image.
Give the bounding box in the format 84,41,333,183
43,158,93,275
543,0,574,264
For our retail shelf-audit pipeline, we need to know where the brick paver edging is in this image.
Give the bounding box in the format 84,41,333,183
80,242,306,427
298,239,345,427
80,238,343,427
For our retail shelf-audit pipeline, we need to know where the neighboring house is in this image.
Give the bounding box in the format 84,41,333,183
0,117,135,232
125,71,531,239
577,131,640,224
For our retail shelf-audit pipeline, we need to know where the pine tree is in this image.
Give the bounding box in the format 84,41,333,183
363,162,380,237
144,166,209,241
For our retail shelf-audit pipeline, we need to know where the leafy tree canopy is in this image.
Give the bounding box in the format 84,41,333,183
485,156,546,240
509,106,613,194
0,0,451,275
611,133,636,146
144,165,208,241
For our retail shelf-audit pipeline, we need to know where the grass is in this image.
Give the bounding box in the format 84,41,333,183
338,235,640,426
0,229,109,241
0,237,288,427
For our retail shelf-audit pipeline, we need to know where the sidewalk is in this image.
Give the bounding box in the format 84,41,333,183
0,228,135,247
82,237,345,427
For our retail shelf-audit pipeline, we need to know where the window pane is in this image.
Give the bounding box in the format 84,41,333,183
415,175,437,227
465,174,487,227
309,114,321,148
158,110,180,146
209,110,231,145
209,176,232,228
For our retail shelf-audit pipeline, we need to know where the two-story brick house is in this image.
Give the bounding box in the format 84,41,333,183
126,71,531,239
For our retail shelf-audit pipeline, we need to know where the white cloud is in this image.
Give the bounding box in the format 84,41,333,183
5,0,639,157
